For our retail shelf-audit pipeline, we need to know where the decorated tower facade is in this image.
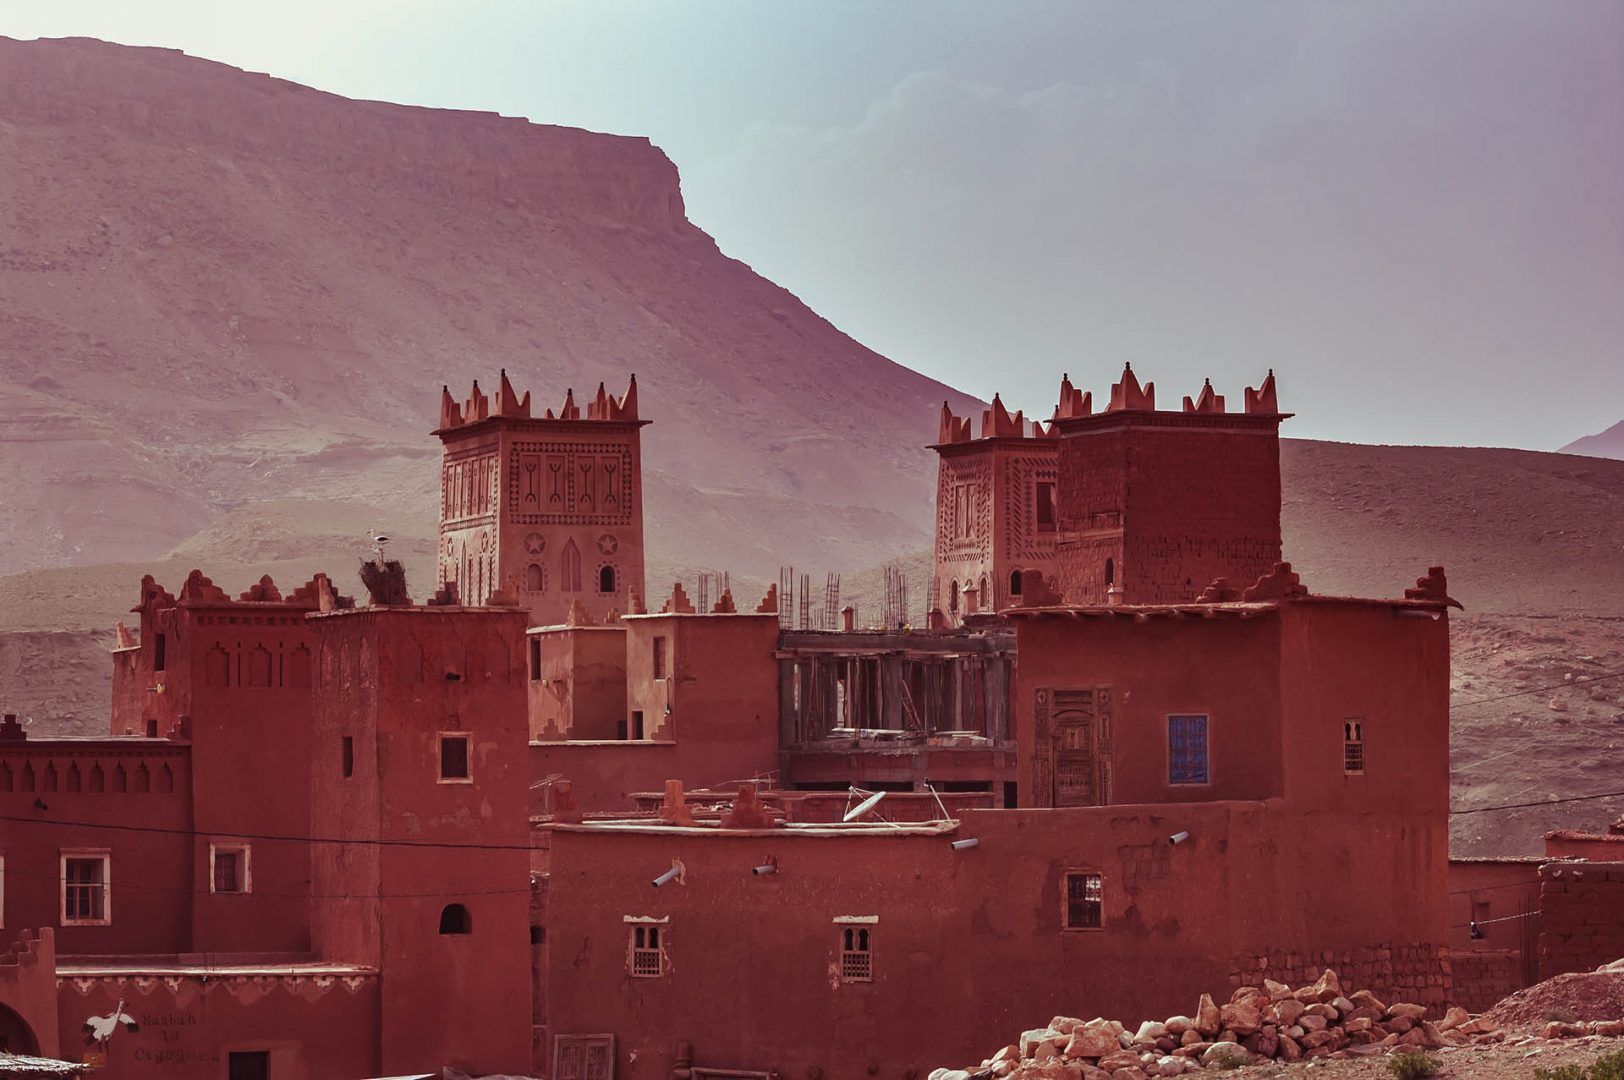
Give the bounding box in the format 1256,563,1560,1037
434,372,648,627
929,394,1062,624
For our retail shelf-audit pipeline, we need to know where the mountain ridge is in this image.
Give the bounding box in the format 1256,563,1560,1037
0,35,982,579
1562,419,1624,461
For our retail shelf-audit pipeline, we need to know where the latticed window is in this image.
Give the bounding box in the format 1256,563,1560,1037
439,733,471,782
1064,871,1103,930
1344,720,1365,774
1168,714,1209,785
62,855,109,923
214,851,239,893
629,923,664,977
838,925,873,982
210,843,249,894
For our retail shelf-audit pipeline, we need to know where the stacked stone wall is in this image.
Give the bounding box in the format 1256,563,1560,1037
1538,861,1624,980
1227,942,1451,1011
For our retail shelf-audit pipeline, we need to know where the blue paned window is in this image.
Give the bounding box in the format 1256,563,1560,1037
1168,714,1210,785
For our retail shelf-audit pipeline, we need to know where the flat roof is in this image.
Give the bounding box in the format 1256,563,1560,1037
56,958,378,977
543,819,958,838
1003,595,1452,620
0,1053,91,1075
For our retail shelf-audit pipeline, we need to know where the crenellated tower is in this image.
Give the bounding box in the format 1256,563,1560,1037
1048,364,1290,605
929,393,1062,625
434,371,648,627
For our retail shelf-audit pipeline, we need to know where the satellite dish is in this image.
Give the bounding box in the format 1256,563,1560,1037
843,790,887,823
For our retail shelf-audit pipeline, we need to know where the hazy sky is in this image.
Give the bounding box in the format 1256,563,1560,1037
8,1,1622,449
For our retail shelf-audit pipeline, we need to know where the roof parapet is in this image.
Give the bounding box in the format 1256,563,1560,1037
438,372,640,431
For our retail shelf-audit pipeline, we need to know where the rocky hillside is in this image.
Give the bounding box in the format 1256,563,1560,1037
0,36,978,580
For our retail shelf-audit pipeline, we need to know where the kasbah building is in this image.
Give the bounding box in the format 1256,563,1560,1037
0,366,1619,1079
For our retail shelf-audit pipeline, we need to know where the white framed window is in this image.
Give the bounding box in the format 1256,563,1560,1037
209,841,251,894
439,732,472,783
61,850,111,925
834,915,877,983
1343,720,1365,775
625,916,668,978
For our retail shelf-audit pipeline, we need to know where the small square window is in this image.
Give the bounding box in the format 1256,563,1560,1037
836,922,873,982
1168,714,1209,785
210,842,251,894
627,921,666,977
228,1050,270,1080
61,852,111,925
1063,871,1102,930
439,733,471,783
1343,720,1365,775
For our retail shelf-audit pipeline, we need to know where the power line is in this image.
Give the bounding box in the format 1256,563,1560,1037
0,811,538,852
1452,911,1533,930
0,859,532,901
1452,668,1624,712
1450,788,1624,816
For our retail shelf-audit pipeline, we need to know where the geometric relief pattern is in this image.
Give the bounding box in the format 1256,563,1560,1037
442,449,500,527
1004,454,1059,559
509,442,634,526
936,458,992,559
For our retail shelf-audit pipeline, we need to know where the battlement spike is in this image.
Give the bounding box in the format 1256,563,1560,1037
439,385,464,429
1244,370,1280,414
614,373,640,420
496,369,530,418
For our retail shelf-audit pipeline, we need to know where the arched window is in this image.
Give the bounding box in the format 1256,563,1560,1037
525,563,545,592
598,565,617,594
561,539,582,593
1104,558,1115,586
1010,570,1023,597
439,903,472,935
949,580,959,613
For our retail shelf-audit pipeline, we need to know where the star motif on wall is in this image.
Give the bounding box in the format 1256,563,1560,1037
524,532,547,555
596,534,619,557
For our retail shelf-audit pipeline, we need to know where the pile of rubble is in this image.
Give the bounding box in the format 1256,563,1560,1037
930,970,1506,1079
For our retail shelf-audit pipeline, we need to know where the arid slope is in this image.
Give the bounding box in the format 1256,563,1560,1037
0,36,978,580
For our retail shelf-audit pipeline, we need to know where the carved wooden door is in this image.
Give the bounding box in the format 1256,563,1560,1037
555,1034,614,1080
1033,687,1112,807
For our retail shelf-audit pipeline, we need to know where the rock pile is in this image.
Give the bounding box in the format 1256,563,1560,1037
930,969,1506,1080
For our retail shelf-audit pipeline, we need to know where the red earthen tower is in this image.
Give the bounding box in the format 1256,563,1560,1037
434,372,648,626
1050,365,1289,604
930,395,1061,624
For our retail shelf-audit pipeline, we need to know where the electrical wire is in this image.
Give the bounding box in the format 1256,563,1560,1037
1450,788,1624,816
0,810,539,851
1451,668,1624,712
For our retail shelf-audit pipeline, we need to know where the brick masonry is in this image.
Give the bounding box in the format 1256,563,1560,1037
1538,861,1624,981
1451,949,1526,1012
